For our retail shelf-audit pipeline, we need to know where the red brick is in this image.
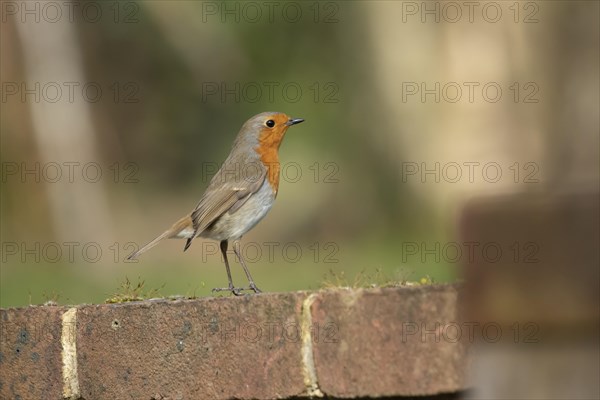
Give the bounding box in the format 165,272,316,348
0,306,65,400
310,285,469,397
76,293,308,399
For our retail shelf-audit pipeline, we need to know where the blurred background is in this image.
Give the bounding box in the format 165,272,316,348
1,1,598,306
2,1,599,398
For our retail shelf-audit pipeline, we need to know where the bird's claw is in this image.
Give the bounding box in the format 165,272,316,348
211,284,261,296
247,282,262,293
212,286,244,296
237,283,262,294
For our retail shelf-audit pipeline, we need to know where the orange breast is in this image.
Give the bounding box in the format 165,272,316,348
256,128,286,195
256,138,281,195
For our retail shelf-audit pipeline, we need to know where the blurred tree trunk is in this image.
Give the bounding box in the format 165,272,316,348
364,1,599,216
15,13,113,243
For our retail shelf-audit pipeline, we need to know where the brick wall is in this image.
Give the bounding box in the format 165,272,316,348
1,285,469,399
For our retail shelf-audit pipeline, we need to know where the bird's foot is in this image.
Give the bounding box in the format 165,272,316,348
212,286,244,296
245,282,262,294
212,283,262,296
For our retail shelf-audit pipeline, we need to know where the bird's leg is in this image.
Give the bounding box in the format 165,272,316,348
211,240,243,296
233,240,262,293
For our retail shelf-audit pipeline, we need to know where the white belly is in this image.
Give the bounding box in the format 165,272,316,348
200,179,275,241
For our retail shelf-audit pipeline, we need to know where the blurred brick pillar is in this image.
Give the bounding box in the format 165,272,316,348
459,191,599,399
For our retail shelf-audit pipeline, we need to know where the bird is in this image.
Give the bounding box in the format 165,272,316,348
128,112,304,295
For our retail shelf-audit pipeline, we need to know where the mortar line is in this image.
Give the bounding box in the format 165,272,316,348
61,307,80,399
300,293,324,397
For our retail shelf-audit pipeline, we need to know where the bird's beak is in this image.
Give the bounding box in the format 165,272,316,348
286,118,304,126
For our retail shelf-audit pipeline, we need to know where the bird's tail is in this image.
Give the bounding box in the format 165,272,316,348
127,215,194,260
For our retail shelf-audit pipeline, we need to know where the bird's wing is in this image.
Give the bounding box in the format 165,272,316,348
184,159,267,250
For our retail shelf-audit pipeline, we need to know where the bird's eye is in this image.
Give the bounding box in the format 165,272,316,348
265,120,275,128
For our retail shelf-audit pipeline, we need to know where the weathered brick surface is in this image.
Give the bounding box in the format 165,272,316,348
0,306,66,400
311,285,468,398
77,292,308,400
1,286,469,399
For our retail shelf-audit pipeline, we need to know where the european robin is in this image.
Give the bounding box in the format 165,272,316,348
128,112,304,295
